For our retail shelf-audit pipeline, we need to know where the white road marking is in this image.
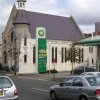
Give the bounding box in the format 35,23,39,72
32,88,49,92
19,77,49,81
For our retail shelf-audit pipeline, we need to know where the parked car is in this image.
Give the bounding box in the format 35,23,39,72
80,72,100,76
71,66,96,75
49,75,100,100
0,76,18,100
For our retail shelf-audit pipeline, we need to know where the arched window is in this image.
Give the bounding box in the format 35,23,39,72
55,47,57,63
81,48,84,62
52,47,54,63
24,38,27,46
24,55,27,63
61,47,64,63
92,58,94,64
11,31,14,43
3,52,7,64
65,48,67,62
4,40,6,44
33,46,36,63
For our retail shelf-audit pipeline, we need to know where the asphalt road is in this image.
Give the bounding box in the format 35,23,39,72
10,76,58,100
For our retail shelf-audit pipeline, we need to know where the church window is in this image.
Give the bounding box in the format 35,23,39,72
33,46,36,63
24,55,27,63
79,48,81,63
3,52,7,64
89,46,93,54
61,47,64,63
24,38,27,46
20,3,22,7
65,48,67,62
11,31,14,43
92,58,94,64
81,48,84,62
4,40,6,44
52,47,54,63
55,47,57,63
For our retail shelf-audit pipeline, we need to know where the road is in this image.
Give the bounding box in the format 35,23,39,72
10,76,58,100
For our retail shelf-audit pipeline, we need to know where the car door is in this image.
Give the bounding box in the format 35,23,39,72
67,77,84,100
59,77,75,99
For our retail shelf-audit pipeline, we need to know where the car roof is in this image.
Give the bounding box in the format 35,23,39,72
82,72,100,74
67,75,98,78
0,75,10,78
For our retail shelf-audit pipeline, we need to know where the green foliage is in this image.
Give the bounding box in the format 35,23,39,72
46,69,58,73
66,43,84,75
66,44,79,63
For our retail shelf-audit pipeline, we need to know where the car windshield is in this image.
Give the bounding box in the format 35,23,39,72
0,77,12,88
97,73,100,76
86,76,100,86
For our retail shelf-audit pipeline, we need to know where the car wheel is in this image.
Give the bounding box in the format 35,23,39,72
80,96,87,100
50,91,57,100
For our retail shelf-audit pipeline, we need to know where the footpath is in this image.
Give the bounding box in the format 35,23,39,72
0,71,71,82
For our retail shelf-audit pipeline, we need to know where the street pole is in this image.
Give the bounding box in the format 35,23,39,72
49,44,51,79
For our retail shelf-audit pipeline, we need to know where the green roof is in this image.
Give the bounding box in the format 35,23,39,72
78,39,100,44
77,35,100,45
17,0,26,2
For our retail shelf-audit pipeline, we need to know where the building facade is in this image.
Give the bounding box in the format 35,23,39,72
2,0,98,74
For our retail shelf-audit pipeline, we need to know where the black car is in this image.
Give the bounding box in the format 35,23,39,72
71,66,97,75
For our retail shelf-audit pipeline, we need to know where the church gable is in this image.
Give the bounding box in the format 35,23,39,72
2,4,17,48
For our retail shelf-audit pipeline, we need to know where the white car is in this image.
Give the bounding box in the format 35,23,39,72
0,76,18,100
80,72,100,76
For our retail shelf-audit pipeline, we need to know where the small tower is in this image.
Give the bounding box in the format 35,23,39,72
17,0,26,10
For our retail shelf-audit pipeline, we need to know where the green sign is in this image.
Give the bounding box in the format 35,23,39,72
38,38,47,73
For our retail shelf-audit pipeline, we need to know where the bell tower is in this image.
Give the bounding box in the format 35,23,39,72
17,0,26,10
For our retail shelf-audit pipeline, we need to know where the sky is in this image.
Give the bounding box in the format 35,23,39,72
1,0,100,33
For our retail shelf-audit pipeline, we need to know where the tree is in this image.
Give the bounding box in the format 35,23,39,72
66,43,79,75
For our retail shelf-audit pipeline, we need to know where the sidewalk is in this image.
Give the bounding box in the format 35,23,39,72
17,71,70,82
0,71,71,82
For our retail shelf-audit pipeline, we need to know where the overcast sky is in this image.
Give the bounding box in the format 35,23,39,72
1,0,100,33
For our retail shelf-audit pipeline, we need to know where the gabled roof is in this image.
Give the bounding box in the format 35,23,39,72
14,10,85,41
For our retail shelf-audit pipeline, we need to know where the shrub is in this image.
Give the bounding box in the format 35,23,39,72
46,69,58,73
2,66,10,72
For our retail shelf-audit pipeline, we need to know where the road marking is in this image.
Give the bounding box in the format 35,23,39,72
19,77,50,81
32,88,49,92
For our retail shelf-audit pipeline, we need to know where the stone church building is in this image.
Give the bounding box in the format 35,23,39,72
2,0,97,74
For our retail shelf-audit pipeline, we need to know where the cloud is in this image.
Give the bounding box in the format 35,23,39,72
66,0,100,25
79,24,95,33
26,0,100,26
0,0,16,25
0,0,100,33
26,0,58,14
